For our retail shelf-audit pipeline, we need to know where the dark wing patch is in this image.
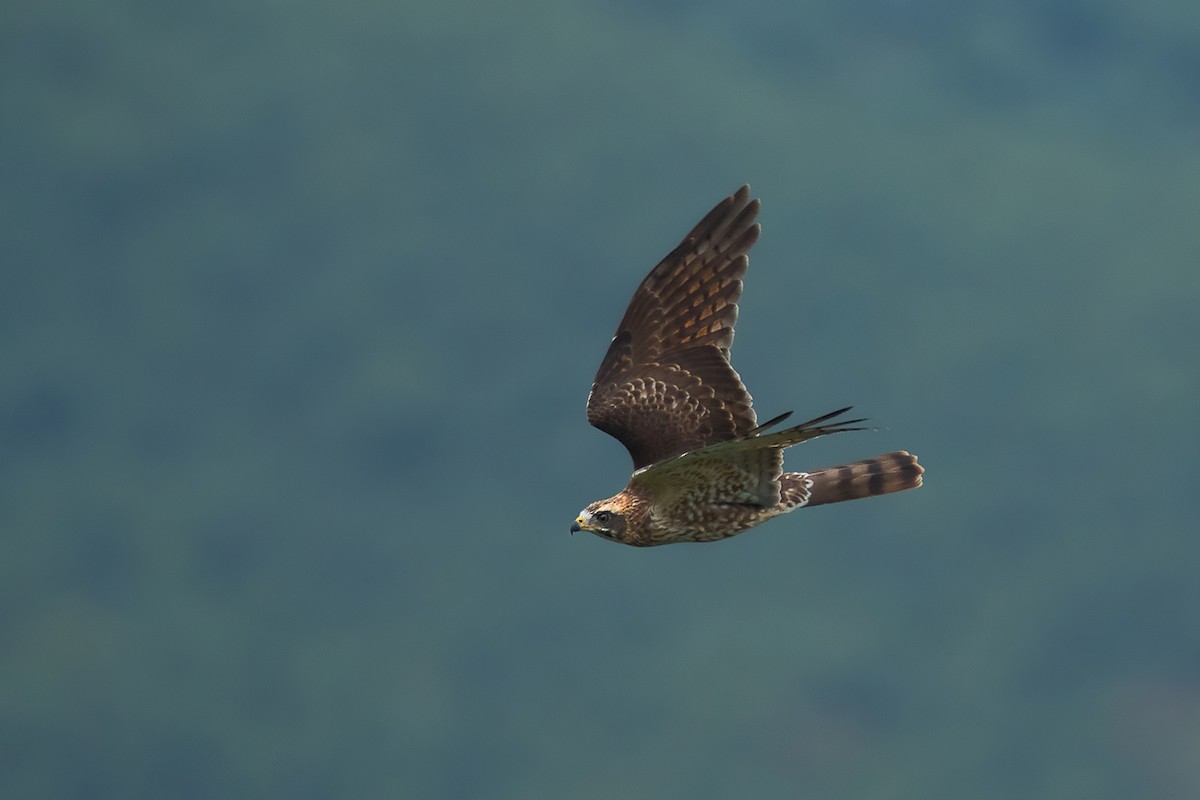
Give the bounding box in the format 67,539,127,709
588,186,762,469
588,345,755,470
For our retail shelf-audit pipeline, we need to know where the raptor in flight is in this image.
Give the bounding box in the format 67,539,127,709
572,186,923,546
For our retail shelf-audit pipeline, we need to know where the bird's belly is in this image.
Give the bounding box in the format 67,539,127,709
652,503,780,544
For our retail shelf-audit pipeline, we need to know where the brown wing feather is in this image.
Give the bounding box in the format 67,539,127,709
632,441,786,512
629,406,869,510
588,186,762,469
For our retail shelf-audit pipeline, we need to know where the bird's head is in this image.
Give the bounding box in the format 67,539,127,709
572,494,637,545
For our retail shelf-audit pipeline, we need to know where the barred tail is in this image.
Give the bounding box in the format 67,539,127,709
782,451,923,509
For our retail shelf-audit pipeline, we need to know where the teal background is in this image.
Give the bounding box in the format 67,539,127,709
4,1,1199,797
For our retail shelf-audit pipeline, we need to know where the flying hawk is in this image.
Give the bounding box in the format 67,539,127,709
572,186,923,546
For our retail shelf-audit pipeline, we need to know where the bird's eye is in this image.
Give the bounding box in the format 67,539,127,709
595,510,612,524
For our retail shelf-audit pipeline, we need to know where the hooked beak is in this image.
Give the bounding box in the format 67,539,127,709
570,517,585,534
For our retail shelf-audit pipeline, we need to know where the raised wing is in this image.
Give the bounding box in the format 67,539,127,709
587,186,762,469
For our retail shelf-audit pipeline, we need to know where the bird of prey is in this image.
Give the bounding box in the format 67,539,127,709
571,185,923,546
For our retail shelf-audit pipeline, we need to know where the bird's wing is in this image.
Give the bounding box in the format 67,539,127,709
587,185,762,470
629,407,869,509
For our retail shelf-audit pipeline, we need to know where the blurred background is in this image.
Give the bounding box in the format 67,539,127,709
3,0,1199,797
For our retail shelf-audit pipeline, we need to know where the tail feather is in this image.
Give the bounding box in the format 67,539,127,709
782,451,923,509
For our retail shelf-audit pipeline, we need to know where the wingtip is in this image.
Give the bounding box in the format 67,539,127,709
731,184,759,212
